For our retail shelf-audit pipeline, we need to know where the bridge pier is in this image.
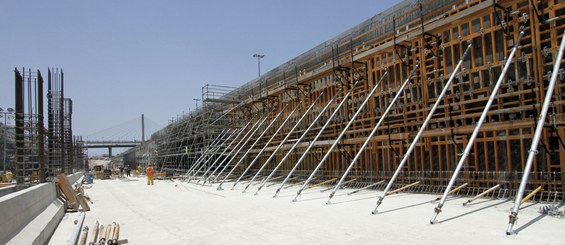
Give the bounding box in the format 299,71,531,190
108,147,112,157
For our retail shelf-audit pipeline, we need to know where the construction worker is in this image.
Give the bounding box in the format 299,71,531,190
146,163,154,185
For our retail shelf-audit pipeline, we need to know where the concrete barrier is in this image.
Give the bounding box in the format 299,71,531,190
0,172,83,245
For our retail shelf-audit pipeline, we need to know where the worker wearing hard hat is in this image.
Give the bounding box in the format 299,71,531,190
146,163,154,185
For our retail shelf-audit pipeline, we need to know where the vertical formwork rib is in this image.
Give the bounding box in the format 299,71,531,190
232,104,301,190
243,92,324,193
274,79,364,197
506,30,565,235
428,30,525,223
293,67,396,201
217,103,290,190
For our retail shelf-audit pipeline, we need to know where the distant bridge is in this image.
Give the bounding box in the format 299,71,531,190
83,140,141,157
84,114,162,157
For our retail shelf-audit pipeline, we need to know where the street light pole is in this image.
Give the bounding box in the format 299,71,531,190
1,107,15,173
253,54,265,77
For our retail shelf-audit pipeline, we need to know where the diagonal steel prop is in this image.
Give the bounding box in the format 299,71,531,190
217,104,290,190
428,30,524,222
181,128,229,181
231,104,300,190
212,111,274,183
506,30,565,235
197,121,253,184
272,79,364,198
293,68,394,202
327,57,432,205
242,92,324,193
184,129,232,181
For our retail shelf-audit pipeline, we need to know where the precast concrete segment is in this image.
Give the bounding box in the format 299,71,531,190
242,92,324,193
429,30,524,223
506,30,565,235
232,104,300,190
197,125,249,184
273,79,363,198
293,69,393,202
217,103,290,190
186,129,235,182
326,64,404,204
212,111,273,183
367,43,472,213
202,119,256,184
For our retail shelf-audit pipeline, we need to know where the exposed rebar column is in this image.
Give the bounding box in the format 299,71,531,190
429,30,524,224
506,30,565,235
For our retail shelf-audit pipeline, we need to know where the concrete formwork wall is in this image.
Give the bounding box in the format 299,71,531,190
139,0,564,202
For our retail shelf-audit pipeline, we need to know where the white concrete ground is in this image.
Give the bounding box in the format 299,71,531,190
49,176,564,245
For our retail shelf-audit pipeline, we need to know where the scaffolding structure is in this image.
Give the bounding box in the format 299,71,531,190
128,0,565,233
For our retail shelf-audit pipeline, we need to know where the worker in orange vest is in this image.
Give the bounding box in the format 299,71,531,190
146,163,154,185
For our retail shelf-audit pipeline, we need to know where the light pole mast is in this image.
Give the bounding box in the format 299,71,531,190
253,54,265,77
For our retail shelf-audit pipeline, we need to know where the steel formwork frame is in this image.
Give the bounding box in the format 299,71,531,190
131,0,565,233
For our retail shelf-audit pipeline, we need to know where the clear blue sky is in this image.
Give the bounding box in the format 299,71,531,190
0,0,401,141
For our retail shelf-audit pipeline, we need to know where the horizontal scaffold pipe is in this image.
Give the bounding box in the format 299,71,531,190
242,92,324,193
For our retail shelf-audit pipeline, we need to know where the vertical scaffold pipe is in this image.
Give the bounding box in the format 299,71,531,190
241,92,324,192
232,105,300,190
255,90,340,195
198,124,251,184
184,129,230,181
186,128,235,182
272,78,367,197
429,30,524,223
370,42,471,213
328,58,432,204
506,30,565,235
212,112,273,183
182,128,229,179
203,115,260,184
217,104,290,190
292,66,397,202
